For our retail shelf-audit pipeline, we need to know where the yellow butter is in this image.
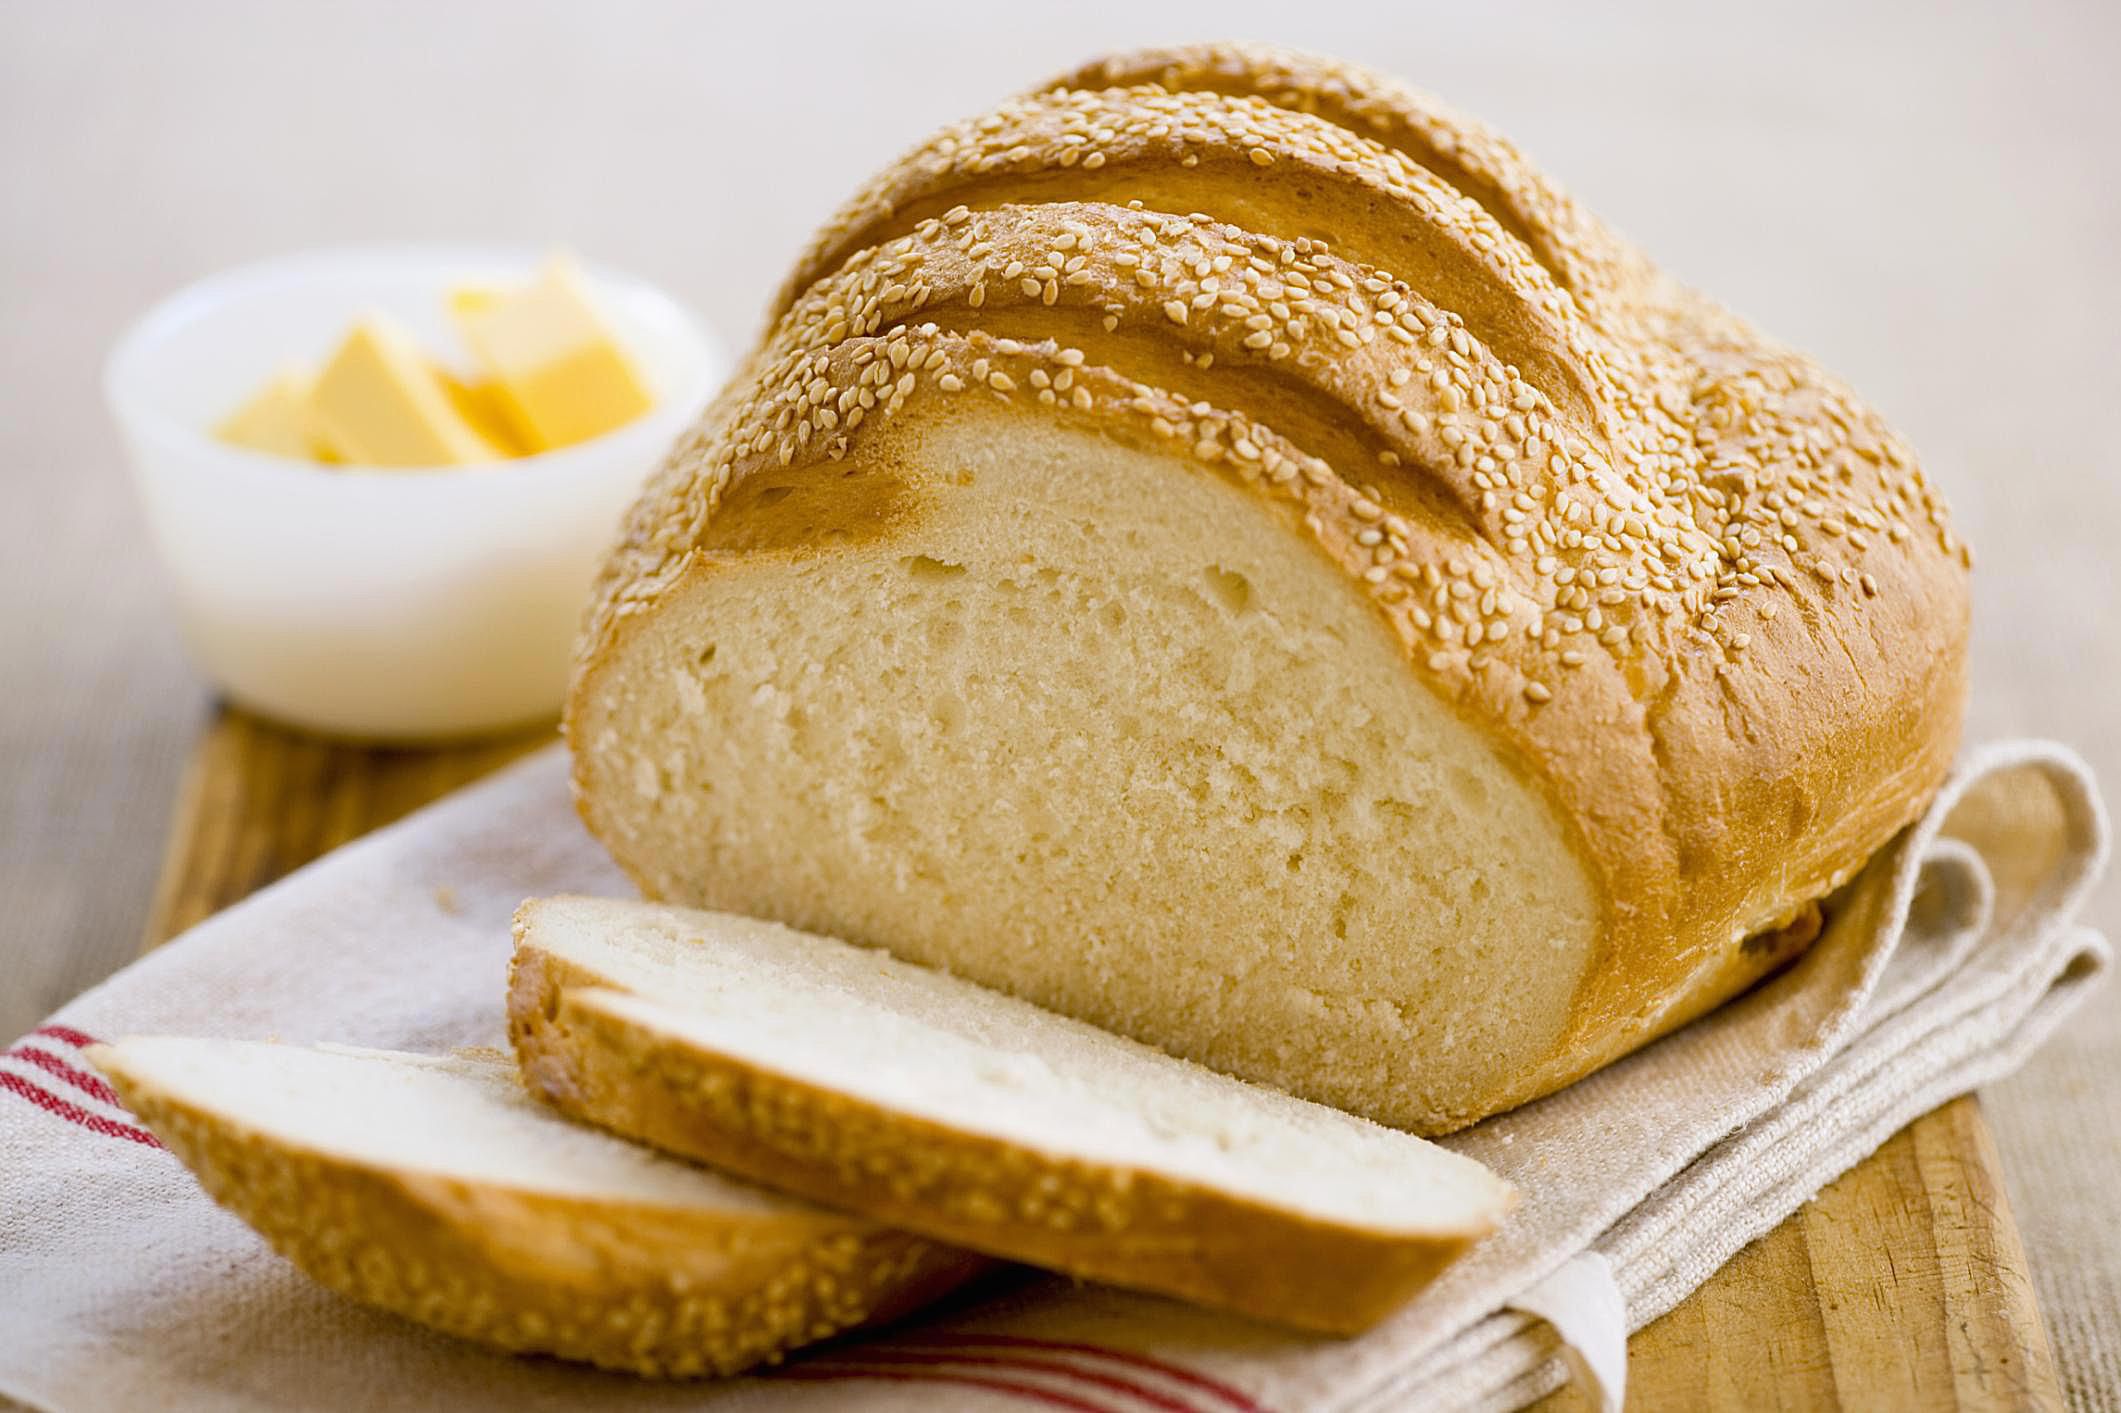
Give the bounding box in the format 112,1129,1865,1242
446,285,506,321
441,286,535,451
437,368,527,457
454,256,654,451
311,317,505,467
214,365,335,461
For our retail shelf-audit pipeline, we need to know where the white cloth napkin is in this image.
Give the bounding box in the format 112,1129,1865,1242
0,739,2107,1413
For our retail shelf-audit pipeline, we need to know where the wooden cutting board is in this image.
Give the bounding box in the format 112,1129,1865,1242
139,708,2066,1411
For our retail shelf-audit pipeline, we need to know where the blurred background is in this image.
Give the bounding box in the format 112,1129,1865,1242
3,0,2116,1400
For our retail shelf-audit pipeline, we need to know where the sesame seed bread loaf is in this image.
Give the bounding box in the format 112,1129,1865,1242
568,43,1970,1134
507,895,1516,1335
87,1038,984,1376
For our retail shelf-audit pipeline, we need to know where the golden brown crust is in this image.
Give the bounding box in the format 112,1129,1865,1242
753,200,1596,532
765,84,1606,432
1042,42,1642,306
90,1044,984,1376
506,946,1502,1336
573,46,1971,1130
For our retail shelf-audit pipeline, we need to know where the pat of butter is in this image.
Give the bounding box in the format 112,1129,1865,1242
446,285,505,321
311,317,506,467
438,369,527,457
454,257,654,451
213,365,335,461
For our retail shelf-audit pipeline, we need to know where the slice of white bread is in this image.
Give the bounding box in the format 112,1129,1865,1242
86,1038,985,1376
508,895,1516,1335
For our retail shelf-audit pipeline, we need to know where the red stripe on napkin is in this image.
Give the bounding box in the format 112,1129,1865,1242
886,1335,1267,1412
10,1044,125,1107
776,1363,1129,1412
796,1349,1202,1412
0,1071,162,1148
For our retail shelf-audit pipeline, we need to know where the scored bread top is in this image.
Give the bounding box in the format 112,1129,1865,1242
765,83,1605,427
1041,42,1641,306
577,42,1971,1122
754,200,1592,532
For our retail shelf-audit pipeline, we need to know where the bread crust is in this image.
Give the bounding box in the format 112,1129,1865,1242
89,1043,984,1376
572,45,1970,1130
1042,42,1641,306
507,941,1508,1336
766,84,1604,431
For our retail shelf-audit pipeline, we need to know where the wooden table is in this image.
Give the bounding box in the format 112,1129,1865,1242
138,709,2068,1411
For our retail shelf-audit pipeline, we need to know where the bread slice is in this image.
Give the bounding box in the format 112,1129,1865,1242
87,1038,984,1376
508,895,1516,1336
570,48,1969,1136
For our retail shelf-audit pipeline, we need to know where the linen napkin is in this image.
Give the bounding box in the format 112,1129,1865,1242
0,738,2106,1413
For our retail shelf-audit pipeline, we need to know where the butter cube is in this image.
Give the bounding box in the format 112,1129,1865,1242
454,257,655,451
214,365,334,461
446,285,506,321
438,368,527,457
311,317,506,467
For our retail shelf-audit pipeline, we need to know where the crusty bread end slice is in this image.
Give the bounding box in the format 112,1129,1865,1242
88,1038,984,1376
508,895,1515,1335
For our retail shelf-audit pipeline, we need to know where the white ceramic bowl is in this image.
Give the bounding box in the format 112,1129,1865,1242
106,246,724,741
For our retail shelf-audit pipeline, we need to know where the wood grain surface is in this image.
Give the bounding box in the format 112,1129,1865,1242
139,708,2065,1412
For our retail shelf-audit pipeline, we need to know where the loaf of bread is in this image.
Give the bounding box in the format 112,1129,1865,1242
88,1038,983,1375
509,895,1514,1334
568,43,1971,1134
